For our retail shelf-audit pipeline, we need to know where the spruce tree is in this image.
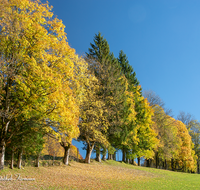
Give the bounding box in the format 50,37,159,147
118,50,139,89
117,50,141,161
86,33,131,160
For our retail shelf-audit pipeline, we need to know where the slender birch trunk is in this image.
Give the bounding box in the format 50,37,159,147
35,152,40,167
0,140,6,170
10,147,14,169
17,148,23,169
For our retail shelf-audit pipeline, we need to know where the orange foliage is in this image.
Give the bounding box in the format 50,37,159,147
42,136,83,159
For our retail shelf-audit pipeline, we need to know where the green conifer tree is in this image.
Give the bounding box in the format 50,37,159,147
86,33,131,161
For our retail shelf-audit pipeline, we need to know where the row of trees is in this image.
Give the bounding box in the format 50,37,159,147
0,0,199,173
82,32,197,172
143,91,197,172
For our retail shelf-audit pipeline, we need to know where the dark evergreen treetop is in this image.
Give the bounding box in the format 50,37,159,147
86,32,110,63
118,50,140,90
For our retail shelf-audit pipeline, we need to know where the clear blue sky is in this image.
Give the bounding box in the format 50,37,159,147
43,0,200,159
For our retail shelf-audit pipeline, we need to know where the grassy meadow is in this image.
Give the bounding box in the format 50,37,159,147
0,160,199,189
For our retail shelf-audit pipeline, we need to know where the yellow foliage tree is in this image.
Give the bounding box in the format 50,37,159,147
78,68,109,164
132,92,158,166
151,105,180,169
174,120,197,172
0,0,80,169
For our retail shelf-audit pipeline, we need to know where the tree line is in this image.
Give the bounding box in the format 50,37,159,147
0,0,199,173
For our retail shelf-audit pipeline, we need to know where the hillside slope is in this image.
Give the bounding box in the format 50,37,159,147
0,160,199,189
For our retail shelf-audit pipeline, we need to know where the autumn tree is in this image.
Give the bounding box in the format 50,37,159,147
117,50,141,162
188,120,200,173
176,112,200,172
42,135,63,164
173,120,197,172
131,94,158,166
144,91,196,171
177,111,193,126
152,106,180,169
86,33,134,161
53,56,89,166
143,90,165,108
5,121,45,169
177,112,200,172
143,90,179,169
118,52,158,164
78,67,109,164
114,82,137,163
0,0,80,169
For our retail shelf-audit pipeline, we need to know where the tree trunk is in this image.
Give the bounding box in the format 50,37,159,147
165,159,167,170
10,147,14,169
53,153,55,165
108,154,113,160
155,152,159,168
159,159,161,169
131,159,134,165
102,147,106,161
108,153,110,160
102,154,106,161
63,144,70,165
35,152,40,167
146,159,150,167
126,156,128,163
85,142,94,164
137,157,141,166
122,148,126,162
171,158,174,171
162,160,165,169
0,140,6,170
96,152,101,162
17,148,23,169
113,152,116,161
60,141,71,165
150,159,153,167
95,145,101,162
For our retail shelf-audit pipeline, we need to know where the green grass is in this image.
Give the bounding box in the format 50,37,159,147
102,160,200,190
0,160,200,189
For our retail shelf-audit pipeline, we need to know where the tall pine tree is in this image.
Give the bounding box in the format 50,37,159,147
86,33,133,161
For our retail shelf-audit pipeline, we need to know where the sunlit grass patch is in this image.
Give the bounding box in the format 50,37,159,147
0,160,200,189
